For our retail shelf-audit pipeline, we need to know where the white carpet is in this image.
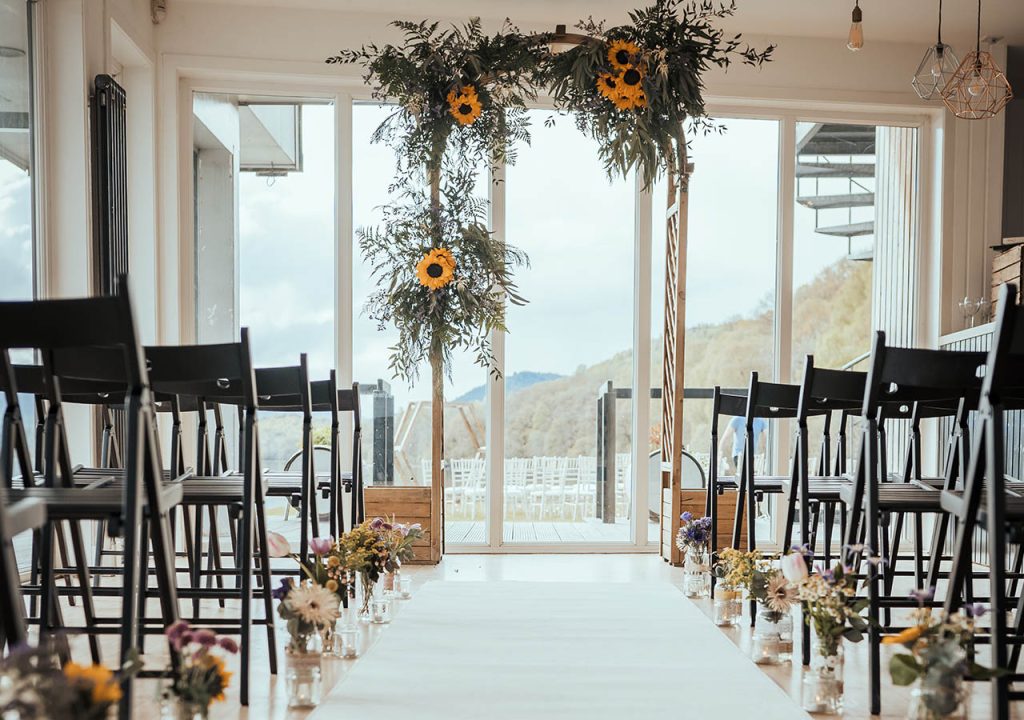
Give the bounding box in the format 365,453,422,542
311,581,808,719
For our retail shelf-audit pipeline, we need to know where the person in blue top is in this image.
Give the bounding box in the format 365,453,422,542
720,415,767,475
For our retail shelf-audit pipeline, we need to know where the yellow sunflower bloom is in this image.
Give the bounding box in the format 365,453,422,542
416,249,455,290
617,66,646,99
881,625,925,645
596,72,620,101
607,39,641,70
447,85,482,126
208,654,233,702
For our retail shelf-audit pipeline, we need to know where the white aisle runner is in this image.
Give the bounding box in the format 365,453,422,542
312,581,809,719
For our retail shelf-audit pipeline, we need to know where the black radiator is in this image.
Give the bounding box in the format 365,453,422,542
90,74,129,295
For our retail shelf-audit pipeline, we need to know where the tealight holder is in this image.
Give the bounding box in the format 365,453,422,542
399,577,413,599
370,598,392,624
336,624,361,659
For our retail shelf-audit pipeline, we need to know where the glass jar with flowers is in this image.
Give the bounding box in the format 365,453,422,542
749,566,796,665
274,578,341,707
340,520,390,621
0,645,139,719
163,621,238,719
377,516,424,593
675,512,712,598
786,552,869,716
712,548,749,627
885,590,999,720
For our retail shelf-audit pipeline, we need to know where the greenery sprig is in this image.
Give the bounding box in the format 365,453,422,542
359,163,527,381
545,0,774,186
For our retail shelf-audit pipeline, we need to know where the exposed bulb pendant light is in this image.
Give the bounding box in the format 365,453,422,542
847,0,864,51
911,0,960,100
941,0,1013,119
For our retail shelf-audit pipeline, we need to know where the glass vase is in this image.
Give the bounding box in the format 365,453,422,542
285,649,323,708
713,583,743,626
358,572,376,622
682,550,711,598
802,640,844,715
751,607,793,665
906,674,968,719
160,698,208,720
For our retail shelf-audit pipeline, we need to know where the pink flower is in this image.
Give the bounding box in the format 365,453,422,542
192,629,217,648
165,620,191,651
218,637,239,654
266,531,292,558
309,536,334,556
781,552,809,583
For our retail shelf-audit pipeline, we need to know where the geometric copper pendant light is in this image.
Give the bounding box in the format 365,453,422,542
941,0,1013,119
912,0,960,100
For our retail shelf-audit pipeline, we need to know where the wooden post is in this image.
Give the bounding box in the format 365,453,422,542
660,136,693,565
428,164,444,563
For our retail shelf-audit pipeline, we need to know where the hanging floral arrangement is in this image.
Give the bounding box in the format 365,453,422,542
327,18,548,175
544,0,774,186
358,165,527,382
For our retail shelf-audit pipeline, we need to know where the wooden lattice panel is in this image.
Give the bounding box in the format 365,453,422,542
660,154,693,566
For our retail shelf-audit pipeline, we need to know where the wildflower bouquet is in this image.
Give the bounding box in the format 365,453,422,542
674,511,712,560
885,590,1000,717
164,621,238,715
783,551,869,659
273,579,343,654
716,548,795,623
373,516,425,571
0,645,139,720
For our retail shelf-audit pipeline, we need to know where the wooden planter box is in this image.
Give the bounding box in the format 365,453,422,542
364,486,439,564
661,487,748,565
992,238,1024,306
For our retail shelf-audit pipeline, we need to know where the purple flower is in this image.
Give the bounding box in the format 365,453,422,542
165,620,191,651
271,578,293,601
310,536,334,556
909,587,935,605
218,637,239,654
963,603,988,619
680,511,693,523
192,629,217,648
369,517,385,530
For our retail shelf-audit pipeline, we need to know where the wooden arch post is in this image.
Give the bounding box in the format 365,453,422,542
429,165,445,564
660,136,693,566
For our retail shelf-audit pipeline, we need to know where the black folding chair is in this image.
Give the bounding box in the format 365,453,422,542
843,331,987,716
941,284,1024,720
0,278,181,720
145,330,278,705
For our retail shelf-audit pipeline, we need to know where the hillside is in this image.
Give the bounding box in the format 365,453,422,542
455,371,563,403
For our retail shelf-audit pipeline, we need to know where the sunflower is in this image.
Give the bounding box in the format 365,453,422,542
607,39,641,70
447,85,482,126
207,654,232,702
617,66,646,99
415,249,455,290
596,72,620,101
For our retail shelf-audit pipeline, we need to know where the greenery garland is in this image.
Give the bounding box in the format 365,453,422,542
545,0,774,187
327,1,773,381
358,163,527,382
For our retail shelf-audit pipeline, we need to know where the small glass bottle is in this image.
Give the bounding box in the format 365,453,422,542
713,582,743,626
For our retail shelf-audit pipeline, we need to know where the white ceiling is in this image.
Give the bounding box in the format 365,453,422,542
173,0,1024,47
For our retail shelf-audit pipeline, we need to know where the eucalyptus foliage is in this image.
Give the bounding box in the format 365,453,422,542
328,18,547,173
358,163,527,382
545,0,774,187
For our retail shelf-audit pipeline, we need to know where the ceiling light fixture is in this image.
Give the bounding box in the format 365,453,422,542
941,0,1013,120
0,46,26,59
911,0,959,100
847,1,864,52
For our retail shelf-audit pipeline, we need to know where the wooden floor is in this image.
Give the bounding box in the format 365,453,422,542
45,554,1024,719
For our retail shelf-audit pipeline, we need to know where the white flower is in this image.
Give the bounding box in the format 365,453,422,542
765,574,797,615
266,531,292,558
781,552,808,583
286,583,341,626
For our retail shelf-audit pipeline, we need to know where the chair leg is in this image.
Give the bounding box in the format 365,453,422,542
67,519,102,663
55,521,76,607
92,519,106,589
207,506,226,608
254,495,278,675
191,505,204,619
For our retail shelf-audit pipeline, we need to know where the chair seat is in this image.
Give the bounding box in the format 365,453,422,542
839,482,943,511
779,476,851,501
940,489,1024,522
4,498,46,537
8,483,184,519
715,475,790,493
